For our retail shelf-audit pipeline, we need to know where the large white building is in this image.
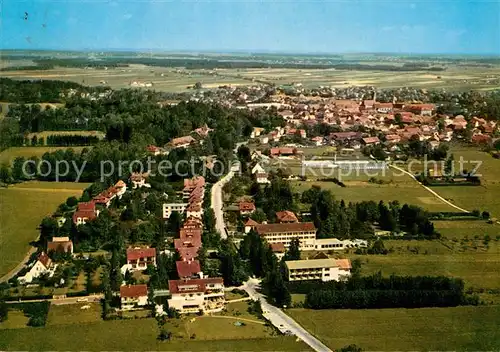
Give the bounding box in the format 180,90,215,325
314,238,368,251
168,278,225,314
285,258,352,282
255,222,317,250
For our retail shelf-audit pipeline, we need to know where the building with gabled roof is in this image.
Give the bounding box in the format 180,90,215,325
120,284,149,310
176,260,202,279
47,237,74,254
126,247,156,271
275,210,299,223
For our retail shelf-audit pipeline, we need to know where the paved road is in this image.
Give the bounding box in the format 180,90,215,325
242,278,332,352
210,141,246,239
211,170,235,239
0,246,37,283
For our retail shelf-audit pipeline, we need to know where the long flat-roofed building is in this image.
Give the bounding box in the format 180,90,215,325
255,222,316,250
285,258,352,282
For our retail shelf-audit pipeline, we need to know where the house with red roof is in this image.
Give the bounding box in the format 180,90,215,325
120,284,149,310
72,202,99,226
176,260,202,279
270,147,297,157
170,135,196,149
270,243,286,260
361,136,380,145
239,201,256,216
244,218,259,234
126,247,156,271
276,210,299,223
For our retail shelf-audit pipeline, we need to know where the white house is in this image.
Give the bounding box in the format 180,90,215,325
18,252,57,284
120,284,149,310
168,278,225,314
163,203,188,219
285,258,351,282
251,163,266,175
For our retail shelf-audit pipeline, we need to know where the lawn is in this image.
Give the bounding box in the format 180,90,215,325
0,146,86,164
287,306,500,351
46,303,102,326
291,179,457,212
0,181,87,278
0,318,309,351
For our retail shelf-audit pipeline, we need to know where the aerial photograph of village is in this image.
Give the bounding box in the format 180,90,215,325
0,0,499,351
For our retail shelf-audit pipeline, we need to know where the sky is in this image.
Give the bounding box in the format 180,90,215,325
1,0,499,54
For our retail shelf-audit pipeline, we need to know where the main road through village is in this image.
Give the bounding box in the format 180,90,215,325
210,142,332,352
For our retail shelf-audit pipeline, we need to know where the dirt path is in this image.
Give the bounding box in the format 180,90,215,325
389,164,469,213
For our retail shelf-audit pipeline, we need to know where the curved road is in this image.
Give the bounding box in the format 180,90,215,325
243,279,332,352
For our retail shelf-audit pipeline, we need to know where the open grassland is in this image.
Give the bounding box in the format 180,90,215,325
291,178,457,212
347,241,500,289
0,182,87,278
0,317,309,351
288,306,500,351
434,220,500,240
0,146,86,165
1,65,251,93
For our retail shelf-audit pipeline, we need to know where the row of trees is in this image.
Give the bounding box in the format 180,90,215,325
303,186,439,239
304,272,477,309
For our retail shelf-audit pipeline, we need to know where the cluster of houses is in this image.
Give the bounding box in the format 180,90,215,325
72,180,127,225
251,98,498,149
120,176,226,314
238,206,363,283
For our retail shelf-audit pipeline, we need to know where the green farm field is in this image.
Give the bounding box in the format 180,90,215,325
287,306,500,351
0,146,86,164
0,181,88,278
347,240,500,290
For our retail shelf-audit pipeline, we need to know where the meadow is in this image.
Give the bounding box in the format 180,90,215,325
0,300,308,351
287,306,500,351
0,181,88,279
0,146,86,165
347,240,500,290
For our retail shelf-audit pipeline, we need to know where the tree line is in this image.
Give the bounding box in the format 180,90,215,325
302,272,478,310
